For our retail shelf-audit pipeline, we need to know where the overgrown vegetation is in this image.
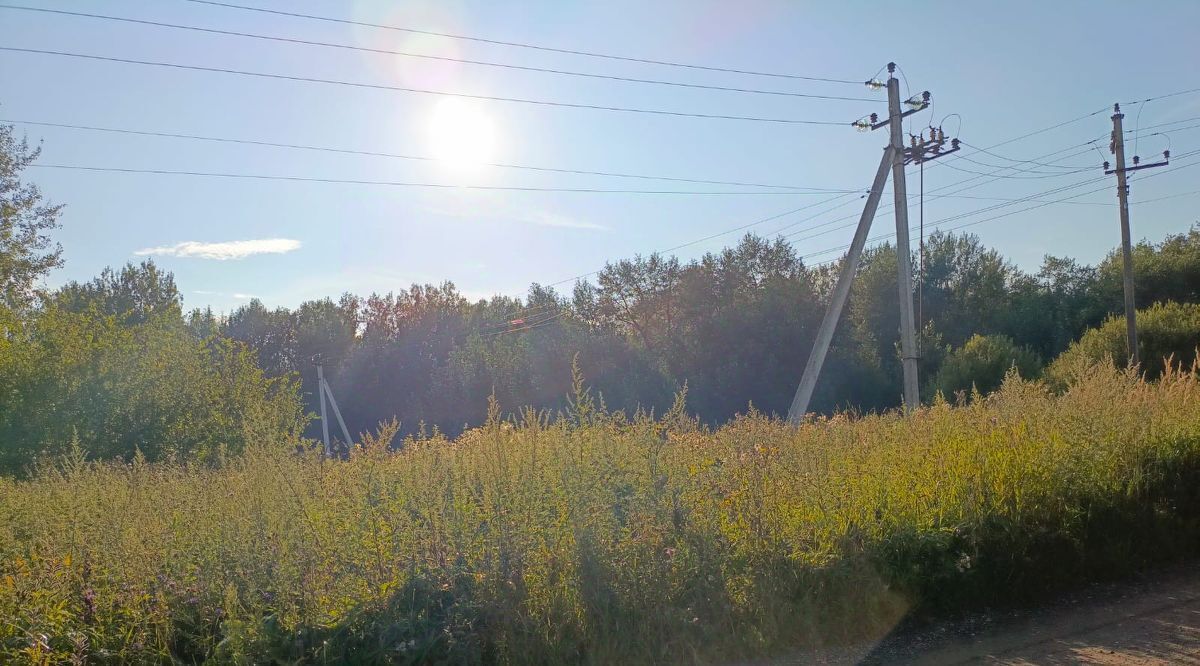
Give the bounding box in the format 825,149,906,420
5,361,1200,663
1048,301,1200,385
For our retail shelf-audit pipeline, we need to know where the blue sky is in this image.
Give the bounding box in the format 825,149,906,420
2,0,1198,314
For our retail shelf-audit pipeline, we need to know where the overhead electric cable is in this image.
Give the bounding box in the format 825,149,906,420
0,5,883,102
1,119,854,192
179,0,865,84
26,163,854,194
0,47,847,125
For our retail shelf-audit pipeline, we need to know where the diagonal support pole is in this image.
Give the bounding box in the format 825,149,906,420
322,376,354,450
788,145,896,423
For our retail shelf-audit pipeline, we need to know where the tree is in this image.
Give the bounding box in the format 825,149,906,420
53,260,182,326
1,122,63,315
0,300,305,474
1047,301,1200,385
926,334,1041,400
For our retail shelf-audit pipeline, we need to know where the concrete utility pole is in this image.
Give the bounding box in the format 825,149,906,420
317,364,331,456
315,363,353,456
787,146,896,422
788,63,948,423
886,66,921,413
1105,103,1169,367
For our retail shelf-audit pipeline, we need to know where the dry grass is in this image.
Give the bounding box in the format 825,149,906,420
4,361,1200,664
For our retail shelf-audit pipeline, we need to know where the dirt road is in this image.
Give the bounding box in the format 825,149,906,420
783,562,1200,664
857,563,1200,664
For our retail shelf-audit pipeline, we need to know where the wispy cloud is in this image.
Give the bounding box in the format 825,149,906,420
231,293,256,300
136,238,302,260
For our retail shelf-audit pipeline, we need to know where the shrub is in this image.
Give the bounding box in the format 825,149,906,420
927,333,1041,400
1047,301,1200,386
0,306,306,474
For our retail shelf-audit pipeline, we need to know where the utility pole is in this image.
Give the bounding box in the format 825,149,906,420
1105,103,1169,367
788,62,941,423
317,363,331,456
787,146,896,422
315,363,353,456
886,65,921,413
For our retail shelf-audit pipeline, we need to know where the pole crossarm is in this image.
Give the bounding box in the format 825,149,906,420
904,133,961,165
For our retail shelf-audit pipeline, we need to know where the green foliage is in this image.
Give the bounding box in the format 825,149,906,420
1,122,64,315
5,364,1200,663
1047,301,1200,385
927,334,1042,400
0,265,307,474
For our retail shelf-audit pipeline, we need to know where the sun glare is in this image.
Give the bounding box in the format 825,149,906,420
428,97,497,169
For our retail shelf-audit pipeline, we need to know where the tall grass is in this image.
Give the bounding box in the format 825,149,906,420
4,361,1200,664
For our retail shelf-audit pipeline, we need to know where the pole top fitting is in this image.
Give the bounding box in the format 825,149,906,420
1113,103,1121,113
887,62,896,74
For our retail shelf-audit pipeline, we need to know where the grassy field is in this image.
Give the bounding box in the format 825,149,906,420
4,362,1200,664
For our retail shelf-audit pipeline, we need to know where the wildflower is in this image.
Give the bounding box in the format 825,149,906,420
664,547,676,559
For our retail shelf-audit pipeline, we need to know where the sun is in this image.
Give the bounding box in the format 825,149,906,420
427,97,497,169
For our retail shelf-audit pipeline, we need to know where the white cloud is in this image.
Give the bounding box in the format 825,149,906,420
231,293,256,300
135,238,302,260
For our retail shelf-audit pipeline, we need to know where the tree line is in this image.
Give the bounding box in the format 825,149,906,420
204,224,1199,446
2,119,1199,473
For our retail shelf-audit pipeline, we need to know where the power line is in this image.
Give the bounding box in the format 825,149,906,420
956,141,1097,169
1127,117,1200,134
0,4,883,104
2,119,854,192
926,88,1200,175
937,160,1095,180
26,163,853,195
498,193,864,323
1125,88,1200,105
780,146,1117,246
0,47,848,126
481,310,571,337
180,0,865,85
536,195,862,289
786,172,1116,246
801,154,1200,264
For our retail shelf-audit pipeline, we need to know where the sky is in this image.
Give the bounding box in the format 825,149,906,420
2,0,1199,314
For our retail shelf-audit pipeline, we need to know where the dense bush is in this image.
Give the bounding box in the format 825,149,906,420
927,333,1042,400
0,304,306,474
1047,301,1200,386
4,363,1200,663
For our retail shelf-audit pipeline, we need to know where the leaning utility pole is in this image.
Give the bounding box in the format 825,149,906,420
788,63,940,423
886,67,921,413
315,363,353,456
787,145,896,421
1105,103,1169,367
